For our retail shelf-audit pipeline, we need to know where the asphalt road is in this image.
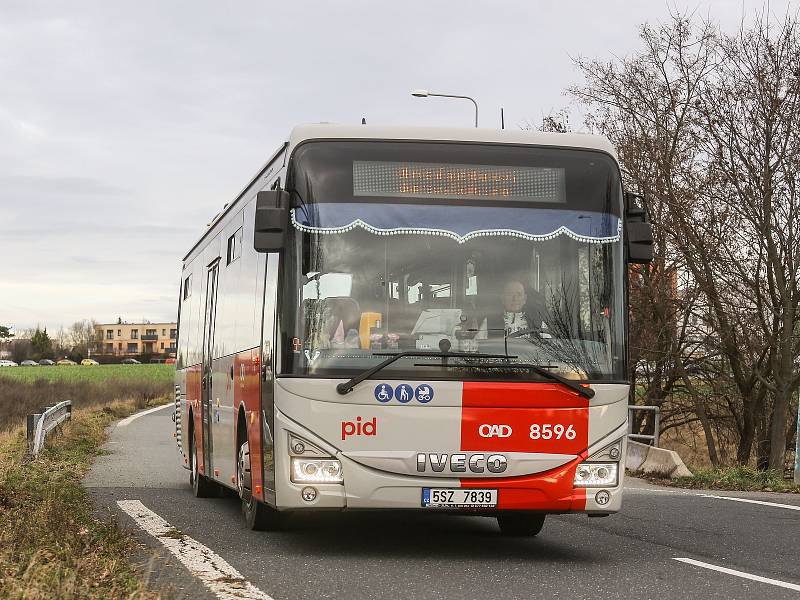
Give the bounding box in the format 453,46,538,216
85,404,800,600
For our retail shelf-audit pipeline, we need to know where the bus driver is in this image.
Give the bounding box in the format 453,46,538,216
501,280,551,337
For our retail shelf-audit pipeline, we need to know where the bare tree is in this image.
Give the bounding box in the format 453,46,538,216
570,11,800,469
52,327,71,359
570,16,731,463
69,319,100,357
693,14,800,469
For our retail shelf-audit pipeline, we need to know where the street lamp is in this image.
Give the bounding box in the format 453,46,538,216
411,89,479,127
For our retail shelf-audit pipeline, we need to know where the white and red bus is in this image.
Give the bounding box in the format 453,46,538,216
175,124,652,535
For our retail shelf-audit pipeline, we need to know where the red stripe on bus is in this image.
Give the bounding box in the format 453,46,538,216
460,382,590,510
235,349,264,501
460,453,588,510
460,382,589,454
462,381,591,408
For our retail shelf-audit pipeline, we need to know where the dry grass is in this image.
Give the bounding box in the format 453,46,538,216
644,466,800,493
0,377,171,432
0,398,168,599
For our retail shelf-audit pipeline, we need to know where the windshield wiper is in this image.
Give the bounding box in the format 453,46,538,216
335,349,514,395
410,360,595,399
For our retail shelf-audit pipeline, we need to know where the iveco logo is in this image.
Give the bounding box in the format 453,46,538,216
416,453,508,474
478,424,513,438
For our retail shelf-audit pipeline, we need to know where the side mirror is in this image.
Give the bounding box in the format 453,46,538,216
624,192,653,264
254,190,291,253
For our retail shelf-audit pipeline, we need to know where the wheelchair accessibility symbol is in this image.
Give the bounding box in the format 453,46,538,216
415,384,434,403
374,383,393,402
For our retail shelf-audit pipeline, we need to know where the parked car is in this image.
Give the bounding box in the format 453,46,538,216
56,359,77,366
38,359,55,366
0,359,18,367
165,357,176,365
81,358,99,366
121,358,141,365
20,360,38,366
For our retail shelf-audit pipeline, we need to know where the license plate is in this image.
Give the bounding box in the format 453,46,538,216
422,488,497,508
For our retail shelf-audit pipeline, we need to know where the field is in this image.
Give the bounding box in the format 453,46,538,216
0,363,174,385
0,364,175,432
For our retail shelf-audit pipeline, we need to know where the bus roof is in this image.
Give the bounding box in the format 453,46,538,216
287,123,617,158
183,124,618,264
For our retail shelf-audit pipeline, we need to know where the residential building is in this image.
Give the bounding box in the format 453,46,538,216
94,321,177,357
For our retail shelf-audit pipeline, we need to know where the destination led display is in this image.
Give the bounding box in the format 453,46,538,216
353,161,565,202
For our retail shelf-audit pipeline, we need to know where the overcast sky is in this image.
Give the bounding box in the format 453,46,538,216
1,0,796,333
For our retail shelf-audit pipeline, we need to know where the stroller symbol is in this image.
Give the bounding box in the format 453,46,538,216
415,384,434,403
374,384,393,402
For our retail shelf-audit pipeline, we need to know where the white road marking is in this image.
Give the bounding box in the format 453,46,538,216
629,486,800,510
697,493,800,512
674,558,800,592
117,500,273,600
624,487,693,495
117,403,172,427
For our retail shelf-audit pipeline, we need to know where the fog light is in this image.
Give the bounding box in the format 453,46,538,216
292,442,306,454
595,490,611,505
291,458,343,483
301,487,317,502
573,462,618,488
609,447,621,460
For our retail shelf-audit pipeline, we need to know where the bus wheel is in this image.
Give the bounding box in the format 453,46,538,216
237,441,284,531
190,432,217,498
496,513,546,537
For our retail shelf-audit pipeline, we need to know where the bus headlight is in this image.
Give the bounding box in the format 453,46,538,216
291,458,343,484
574,462,618,488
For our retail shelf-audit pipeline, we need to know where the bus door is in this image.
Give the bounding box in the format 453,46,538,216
201,259,220,479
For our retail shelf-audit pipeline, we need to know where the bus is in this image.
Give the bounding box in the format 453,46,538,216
174,124,653,536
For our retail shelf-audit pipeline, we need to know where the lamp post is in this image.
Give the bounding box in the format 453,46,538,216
411,89,479,127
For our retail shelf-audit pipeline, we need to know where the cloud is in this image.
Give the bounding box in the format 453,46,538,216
2,0,798,331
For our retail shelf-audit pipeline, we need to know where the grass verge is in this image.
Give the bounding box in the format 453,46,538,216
0,399,166,599
643,466,800,493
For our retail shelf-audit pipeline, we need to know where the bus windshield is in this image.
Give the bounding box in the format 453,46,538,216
281,141,626,382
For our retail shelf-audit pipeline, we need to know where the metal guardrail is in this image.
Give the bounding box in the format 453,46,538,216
26,400,72,456
627,404,660,447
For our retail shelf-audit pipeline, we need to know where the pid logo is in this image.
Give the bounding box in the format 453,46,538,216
341,416,377,440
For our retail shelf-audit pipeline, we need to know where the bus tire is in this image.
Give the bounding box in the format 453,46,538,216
496,512,546,537
190,431,217,498
238,440,286,531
